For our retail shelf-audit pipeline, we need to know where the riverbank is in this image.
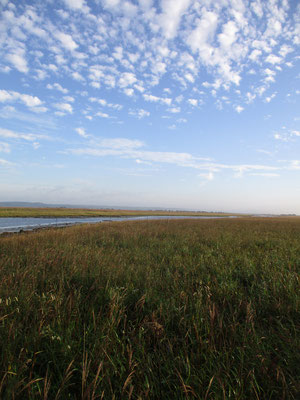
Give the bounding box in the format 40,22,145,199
0,217,299,398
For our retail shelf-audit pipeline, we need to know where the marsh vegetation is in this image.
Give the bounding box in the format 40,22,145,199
0,207,233,218
0,218,299,399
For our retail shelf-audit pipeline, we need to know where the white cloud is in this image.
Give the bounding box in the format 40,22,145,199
31,106,48,113
0,127,48,142
99,138,144,150
0,106,56,130
175,95,184,103
0,90,13,102
0,90,43,108
122,1,138,17
95,111,109,118
6,49,28,73
35,69,48,80
251,1,264,18
0,0,290,111
273,128,300,142
249,173,279,177
199,172,214,181
0,66,11,73
124,88,134,97
75,127,88,138
143,94,172,106
138,0,152,9
287,160,300,170
128,52,140,63
0,158,14,167
279,44,293,57
218,21,238,48
89,97,122,110
102,0,120,9
74,51,88,60
188,99,198,107
66,134,299,182
152,61,167,76
266,54,282,64
69,141,281,178
89,97,106,106
129,109,150,119
158,0,192,39
32,142,40,149
256,149,273,156
70,146,198,167
263,68,276,82
63,0,86,10
19,94,42,107
48,64,58,72
184,73,194,83
168,107,180,113
246,92,256,103
55,31,78,51
249,49,262,62
90,82,100,88
274,133,288,141
54,103,73,114
187,10,218,54
113,46,123,60
135,158,152,165
63,96,75,102
46,83,68,94
0,142,10,153
235,105,244,113
265,93,276,103
119,72,137,88
55,54,67,65
72,71,84,81
134,84,145,93
256,86,267,96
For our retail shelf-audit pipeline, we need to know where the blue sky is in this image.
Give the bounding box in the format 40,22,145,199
0,0,299,213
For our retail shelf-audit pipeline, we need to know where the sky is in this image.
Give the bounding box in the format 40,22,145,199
0,0,299,214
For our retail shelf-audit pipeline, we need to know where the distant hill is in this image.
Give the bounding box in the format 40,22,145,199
0,201,209,212
0,202,52,208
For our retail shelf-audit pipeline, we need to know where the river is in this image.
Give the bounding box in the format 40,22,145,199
0,215,236,234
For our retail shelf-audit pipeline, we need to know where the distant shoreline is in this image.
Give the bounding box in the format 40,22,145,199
0,206,240,219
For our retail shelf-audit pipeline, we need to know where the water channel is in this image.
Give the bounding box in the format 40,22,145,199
0,215,237,234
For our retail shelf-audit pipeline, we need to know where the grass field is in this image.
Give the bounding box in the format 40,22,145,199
0,207,236,218
0,218,299,399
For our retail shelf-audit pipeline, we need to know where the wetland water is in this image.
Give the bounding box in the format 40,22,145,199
0,215,236,234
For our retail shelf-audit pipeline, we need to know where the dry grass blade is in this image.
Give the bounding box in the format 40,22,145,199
122,370,136,394
175,368,197,398
204,376,215,400
91,361,104,400
54,360,75,400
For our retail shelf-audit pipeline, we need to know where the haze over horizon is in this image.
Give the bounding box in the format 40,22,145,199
0,0,299,214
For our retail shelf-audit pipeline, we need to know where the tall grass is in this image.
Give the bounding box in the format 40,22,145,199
0,218,299,399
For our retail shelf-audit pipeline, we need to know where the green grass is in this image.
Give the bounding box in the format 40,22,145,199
0,207,237,218
0,218,299,399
